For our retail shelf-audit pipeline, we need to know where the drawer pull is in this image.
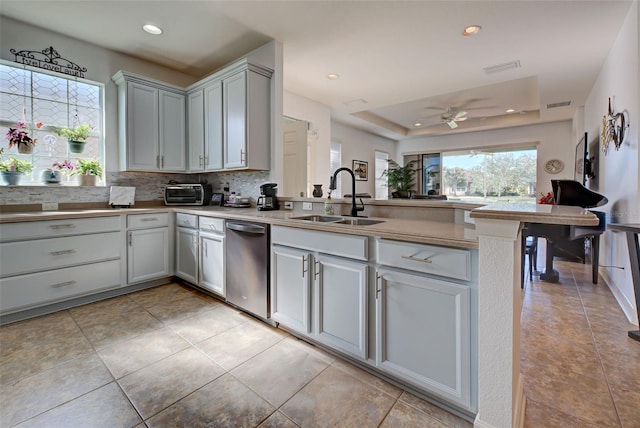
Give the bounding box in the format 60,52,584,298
51,280,77,288
49,224,76,230
401,255,433,264
141,217,158,222
50,249,77,256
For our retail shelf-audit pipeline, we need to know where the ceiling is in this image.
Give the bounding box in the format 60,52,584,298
1,1,633,140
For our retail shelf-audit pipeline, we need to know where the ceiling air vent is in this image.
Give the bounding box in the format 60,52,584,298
546,101,571,109
483,60,521,74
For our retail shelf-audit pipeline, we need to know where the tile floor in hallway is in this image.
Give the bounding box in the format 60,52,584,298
0,256,638,427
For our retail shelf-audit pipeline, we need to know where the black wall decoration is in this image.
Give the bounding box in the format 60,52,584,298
10,46,87,78
601,97,630,154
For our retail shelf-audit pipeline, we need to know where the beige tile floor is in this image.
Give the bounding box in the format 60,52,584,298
0,255,638,427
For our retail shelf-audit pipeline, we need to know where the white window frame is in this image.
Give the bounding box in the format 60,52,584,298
375,150,389,199
330,141,342,197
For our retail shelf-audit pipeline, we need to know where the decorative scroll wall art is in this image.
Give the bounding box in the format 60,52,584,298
10,46,87,78
601,97,630,153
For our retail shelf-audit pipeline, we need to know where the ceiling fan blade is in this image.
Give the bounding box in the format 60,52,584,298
458,98,486,109
424,106,446,111
447,120,458,129
454,110,467,119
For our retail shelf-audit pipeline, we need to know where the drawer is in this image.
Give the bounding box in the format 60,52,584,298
199,216,224,233
127,212,169,229
376,239,471,281
176,213,198,228
0,216,121,242
0,232,121,277
0,259,121,314
272,226,368,261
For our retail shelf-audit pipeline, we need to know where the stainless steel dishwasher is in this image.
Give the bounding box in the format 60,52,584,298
225,220,270,320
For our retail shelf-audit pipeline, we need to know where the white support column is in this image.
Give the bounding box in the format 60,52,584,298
473,218,525,428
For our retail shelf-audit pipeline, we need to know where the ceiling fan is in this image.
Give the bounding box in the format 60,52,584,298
424,99,494,129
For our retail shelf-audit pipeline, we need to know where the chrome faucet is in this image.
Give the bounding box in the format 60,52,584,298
329,167,365,217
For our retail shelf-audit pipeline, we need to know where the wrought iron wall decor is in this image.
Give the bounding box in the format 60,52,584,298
10,46,87,78
600,97,629,153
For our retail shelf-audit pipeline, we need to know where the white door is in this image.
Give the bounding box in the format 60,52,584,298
127,227,170,284
376,268,471,408
126,82,158,171
199,232,225,296
270,245,311,335
159,90,186,171
187,89,205,171
314,254,368,359
283,119,308,197
176,227,198,284
204,80,223,170
223,71,247,169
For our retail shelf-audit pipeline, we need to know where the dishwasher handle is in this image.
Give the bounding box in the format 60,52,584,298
226,222,266,235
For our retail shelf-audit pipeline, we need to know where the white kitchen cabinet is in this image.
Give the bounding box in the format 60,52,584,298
199,230,225,296
315,254,368,359
176,226,198,284
127,213,170,284
271,245,312,335
112,71,186,172
223,68,270,170
375,268,471,409
187,89,205,171
187,81,223,172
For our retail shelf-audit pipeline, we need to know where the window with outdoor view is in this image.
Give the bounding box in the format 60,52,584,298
437,147,537,203
0,61,104,185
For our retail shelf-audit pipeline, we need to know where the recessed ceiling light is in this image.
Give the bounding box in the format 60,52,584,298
462,25,482,37
506,108,516,113
327,73,340,80
414,122,422,127
143,24,163,35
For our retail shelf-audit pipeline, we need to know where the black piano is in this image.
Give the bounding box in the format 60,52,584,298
526,180,608,283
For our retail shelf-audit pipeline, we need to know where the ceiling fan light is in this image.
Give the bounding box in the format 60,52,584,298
414,122,422,127
327,73,340,80
142,24,163,35
506,108,516,113
462,25,482,37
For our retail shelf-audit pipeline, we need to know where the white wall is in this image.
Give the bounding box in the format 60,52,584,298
331,121,396,197
584,1,639,323
397,121,574,197
282,90,332,194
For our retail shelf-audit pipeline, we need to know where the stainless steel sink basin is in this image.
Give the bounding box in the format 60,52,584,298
291,215,344,223
334,218,385,226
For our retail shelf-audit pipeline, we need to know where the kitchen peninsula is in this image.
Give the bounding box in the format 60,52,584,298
0,201,600,428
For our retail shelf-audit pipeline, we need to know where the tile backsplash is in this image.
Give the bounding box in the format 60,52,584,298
0,170,272,206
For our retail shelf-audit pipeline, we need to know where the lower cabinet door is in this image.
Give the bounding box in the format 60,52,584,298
176,227,198,284
127,227,170,284
376,269,471,409
199,232,225,296
315,254,368,360
270,245,311,335
0,259,121,314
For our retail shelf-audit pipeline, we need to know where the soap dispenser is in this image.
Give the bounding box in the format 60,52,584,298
324,191,335,215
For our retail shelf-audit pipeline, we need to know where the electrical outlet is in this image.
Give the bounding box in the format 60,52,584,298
283,201,293,210
302,202,313,211
42,202,58,211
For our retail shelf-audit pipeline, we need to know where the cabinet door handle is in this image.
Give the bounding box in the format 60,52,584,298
128,232,132,246
156,155,160,169
204,156,209,167
375,272,381,299
240,149,245,164
204,240,208,257
401,255,433,264
51,280,77,288
314,259,320,279
49,224,76,230
50,249,76,256
161,156,164,168
302,255,308,277
199,155,203,168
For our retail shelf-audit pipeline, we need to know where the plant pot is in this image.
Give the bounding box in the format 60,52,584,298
41,169,61,184
393,190,412,199
79,174,97,186
1,171,23,185
18,143,34,154
67,140,86,154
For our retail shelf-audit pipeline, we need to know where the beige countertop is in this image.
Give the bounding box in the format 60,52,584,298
470,203,600,226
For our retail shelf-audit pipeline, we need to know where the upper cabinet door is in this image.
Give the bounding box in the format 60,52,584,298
187,89,205,172
159,90,186,171
126,82,159,171
204,80,223,171
223,71,247,169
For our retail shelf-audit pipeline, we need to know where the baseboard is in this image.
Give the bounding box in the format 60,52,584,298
600,269,638,324
512,372,526,428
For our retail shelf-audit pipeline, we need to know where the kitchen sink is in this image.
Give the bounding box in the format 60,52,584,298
334,218,385,226
291,215,385,226
291,215,344,223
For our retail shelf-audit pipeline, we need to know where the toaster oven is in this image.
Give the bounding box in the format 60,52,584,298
164,183,212,205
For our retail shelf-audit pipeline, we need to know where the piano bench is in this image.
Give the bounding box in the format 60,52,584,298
522,235,538,287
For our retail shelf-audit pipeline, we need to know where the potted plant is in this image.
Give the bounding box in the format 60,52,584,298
6,121,42,154
72,158,102,186
382,159,418,198
54,123,92,154
42,160,76,184
0,151,35,185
